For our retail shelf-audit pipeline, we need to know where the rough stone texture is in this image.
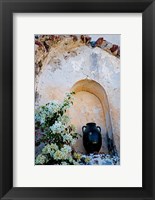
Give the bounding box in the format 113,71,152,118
35,38,120,155
79,154,120,165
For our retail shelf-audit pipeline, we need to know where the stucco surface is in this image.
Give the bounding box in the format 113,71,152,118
68,91,107,153
35,40,120,154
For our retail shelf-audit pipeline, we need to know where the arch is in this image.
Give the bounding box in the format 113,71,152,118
71,79,113,139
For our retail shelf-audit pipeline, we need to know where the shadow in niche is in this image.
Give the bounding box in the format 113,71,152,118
71,79,117,155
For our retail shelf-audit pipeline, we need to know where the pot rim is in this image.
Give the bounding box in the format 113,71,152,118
86,122,96,126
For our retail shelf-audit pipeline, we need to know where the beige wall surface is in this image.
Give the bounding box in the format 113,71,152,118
35,38,120,154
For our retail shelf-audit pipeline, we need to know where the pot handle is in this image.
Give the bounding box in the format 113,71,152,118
82,126,86,133
97,126,101,132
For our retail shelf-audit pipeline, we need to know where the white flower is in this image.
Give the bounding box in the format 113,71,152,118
61,144,72,154
73,152,82,161
42,143,59,157
53,150,64,160
49,101,60,113
85,157,91,163
61,152,68,160
68,156,73,163
58,115,70,125
35,92,80,165
61,134,73,143
50,121,65,134
42,144,51,154
35,154,47,164
61,161,68,165
53,147,71,161
50,143,58,151
73,160,80,165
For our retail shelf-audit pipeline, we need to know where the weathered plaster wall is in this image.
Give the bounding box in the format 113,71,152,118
68,91,107,153
35,39,120,154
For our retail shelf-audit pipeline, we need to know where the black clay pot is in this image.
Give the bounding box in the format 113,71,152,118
82,122,102,154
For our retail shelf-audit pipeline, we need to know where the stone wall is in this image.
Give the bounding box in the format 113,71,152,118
35,36,120,155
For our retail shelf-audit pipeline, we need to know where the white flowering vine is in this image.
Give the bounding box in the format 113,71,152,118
35,92,82,165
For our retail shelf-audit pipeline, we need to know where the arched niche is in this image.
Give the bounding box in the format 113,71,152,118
69,79,113,153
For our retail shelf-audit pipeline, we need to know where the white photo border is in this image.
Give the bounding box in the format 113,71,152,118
13,13,142,187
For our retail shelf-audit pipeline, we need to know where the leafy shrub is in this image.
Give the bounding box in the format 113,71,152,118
35,92,81,165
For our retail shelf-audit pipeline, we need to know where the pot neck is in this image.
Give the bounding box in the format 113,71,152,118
86,123,96,126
